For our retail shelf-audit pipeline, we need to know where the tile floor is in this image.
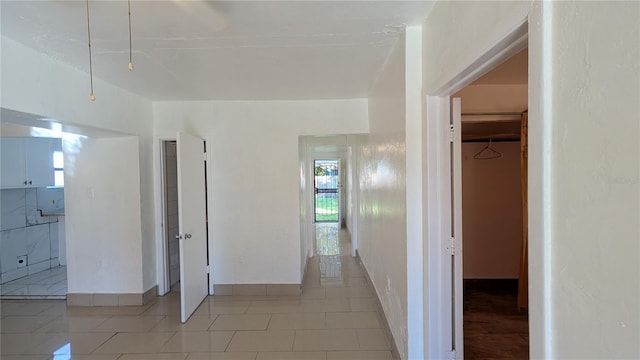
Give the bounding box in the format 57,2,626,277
0,223,396,360
0,266,67,299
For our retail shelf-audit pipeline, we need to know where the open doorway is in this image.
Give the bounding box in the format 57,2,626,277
0,109,140,302
0,135,67,299
314,159,340,223
162,140,180,291
160,134,210,323
454,48,529,358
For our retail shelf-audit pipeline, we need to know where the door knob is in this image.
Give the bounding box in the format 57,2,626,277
175,234,182,240
184,233,192,239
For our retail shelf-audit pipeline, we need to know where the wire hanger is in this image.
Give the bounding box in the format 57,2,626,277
474,139,503,160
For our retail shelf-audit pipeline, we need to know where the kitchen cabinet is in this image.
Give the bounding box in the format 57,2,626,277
0,137,56,188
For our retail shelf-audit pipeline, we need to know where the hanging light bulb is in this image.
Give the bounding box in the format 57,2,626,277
127,0,133,71
86,0,96,101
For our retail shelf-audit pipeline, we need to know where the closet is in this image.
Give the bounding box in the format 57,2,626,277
455,47,529,359
461,112,523,281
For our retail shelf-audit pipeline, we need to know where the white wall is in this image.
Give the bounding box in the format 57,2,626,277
153,100,368,286
422,1,531,93
1,36,156,294
345,144,355,239
540,2,639,358
64,136,143,293
359,32,409,359
422,0,639,358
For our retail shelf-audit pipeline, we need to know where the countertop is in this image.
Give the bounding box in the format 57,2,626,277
38,209,65,216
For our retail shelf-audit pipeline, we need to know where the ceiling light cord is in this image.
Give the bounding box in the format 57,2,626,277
128,0,133,71
86,0,95,101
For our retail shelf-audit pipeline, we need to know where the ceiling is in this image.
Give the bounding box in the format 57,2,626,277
1,1,435,101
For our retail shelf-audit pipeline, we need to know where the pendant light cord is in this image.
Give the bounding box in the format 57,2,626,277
86,0,95,100
128,0,133,70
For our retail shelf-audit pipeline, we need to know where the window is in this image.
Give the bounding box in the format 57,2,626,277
53,151,64,186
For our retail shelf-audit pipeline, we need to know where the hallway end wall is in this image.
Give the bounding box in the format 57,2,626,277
153,100,369,287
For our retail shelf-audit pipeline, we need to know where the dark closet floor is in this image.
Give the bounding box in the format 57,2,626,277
464,280,529,359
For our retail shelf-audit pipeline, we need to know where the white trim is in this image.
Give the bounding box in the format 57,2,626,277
155,137,174,296
451,97,464,359
205,136,215,296
528,3,551,357
160,140,170,296
305,141,314,260
348,137,360,258
424,95,451,359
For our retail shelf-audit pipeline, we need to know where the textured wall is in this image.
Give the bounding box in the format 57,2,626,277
359,33,408,359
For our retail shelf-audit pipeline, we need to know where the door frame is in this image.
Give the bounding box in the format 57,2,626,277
159,139,173,294
156,136,215,297
423,12,549,359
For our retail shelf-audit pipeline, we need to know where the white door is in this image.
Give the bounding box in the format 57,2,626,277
450,98,464,358
177,132,208,323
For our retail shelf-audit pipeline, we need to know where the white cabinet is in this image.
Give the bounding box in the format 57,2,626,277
0,137,56,188
25,138,56,187
0,138,27,188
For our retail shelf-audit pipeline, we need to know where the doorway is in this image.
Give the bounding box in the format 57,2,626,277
0,132,68,300
314,159,340,223
452,48,529,358
162,140,180,291
459,113,529,358
160,134,210,323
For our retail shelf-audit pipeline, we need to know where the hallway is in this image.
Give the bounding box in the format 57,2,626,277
0,223,396,359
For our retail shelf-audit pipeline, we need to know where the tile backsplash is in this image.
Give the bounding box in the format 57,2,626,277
1,189,27,231
0,187,64,284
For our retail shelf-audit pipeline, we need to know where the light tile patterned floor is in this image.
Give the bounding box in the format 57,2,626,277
0,223,396,359
0,265,67,299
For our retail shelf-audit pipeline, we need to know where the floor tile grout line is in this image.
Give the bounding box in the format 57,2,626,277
90,330,119,354
291,327,297,351
323,311,327,329
265,313,273,330
223,329,237,352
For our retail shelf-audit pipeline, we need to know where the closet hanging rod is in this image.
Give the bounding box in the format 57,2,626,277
462,111,524,116
463,138,520,143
